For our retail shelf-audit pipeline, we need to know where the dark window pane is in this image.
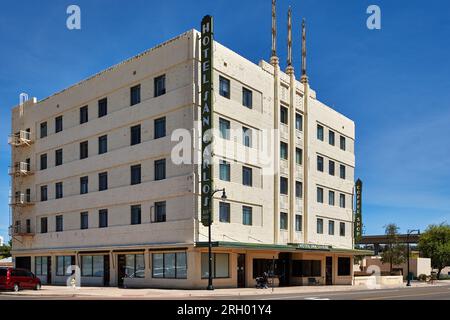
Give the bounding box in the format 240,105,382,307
296,181,302,198
219,161,230,181
98,135,108,154
99,209,108,228
219,118,230,140
317,156,324,172
154,75,166,97
55,149,63,166
55,182,63,199
340,136,346,151
280,106,288,124
243,206,252,226
154,159,166,181
340,165,346,179
280,212,288,230
329,160,335,176
40,122,47,138
131,205,142,225
98,98,107,117
155,202,166,223
41,217,48,234
154,117,166,139
80,212,89,230
55,116,63,133
280,142,288,160
56,215,63,232
40,154,47,170
130,84,141,106
242,166,253,186
338,257,351,276
242,88,252,108
317,125,324,141
131,165,142,185
329,130,335,146
99,172,108,191
130,125,141,146
40,185,48,202
296,113,303,131
219,202,230,223
80,176,89,194
280,177,288,195
317,187,323,203
219,76,230,98
80,106,88,124
80,141,88,160
295,215,302,232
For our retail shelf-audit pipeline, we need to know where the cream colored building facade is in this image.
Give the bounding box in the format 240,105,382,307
9,26,368,289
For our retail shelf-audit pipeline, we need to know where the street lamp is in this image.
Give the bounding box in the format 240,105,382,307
406,229,420,287
207,188,227,291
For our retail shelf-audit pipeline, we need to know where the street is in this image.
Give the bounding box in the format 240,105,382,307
0,284,449,300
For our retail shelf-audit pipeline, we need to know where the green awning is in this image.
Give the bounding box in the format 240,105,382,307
195,241,374,255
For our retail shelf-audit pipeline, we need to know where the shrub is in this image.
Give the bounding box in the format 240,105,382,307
418,274,427,282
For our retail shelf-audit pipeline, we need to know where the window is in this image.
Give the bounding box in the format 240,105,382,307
296,113,303,131
40,185,48,202
55,149,63,166
80,141,88,160
317,156,324,172
55,116,63,133
40,217,48,234
339,194,346,208
26,188,31,203
81,255,104,277
242,166,253,186
317,124,324,141
80,176,89,194
152,252,187,279
242,87,253,108
98,135,107,154
219,161,230,181
154,159,166,181
317,218,324,234
219,202,230,223
317,187,324,203
280,212,288,230
280,106,288,124
154,117,166,139
329,160,335,176
131,205,141,225
280,142,288,160
296,148,302,165
340,165,346,179
295,215,302,232
329,190,335,206
243,206,253,226
155,201,166,223
125,254,145,278
296,181,303,198
292,260,321,277
329,220,335,235
80,105,88,124
56,256,73,276
340,136,346,151
99,209,108,228
40,122,47,138
130,164,142,185
201,253,229,278
80,212,89,230
40,154,47,170
219,76,230,98
280,177,288,195
242,127,252,147
98,98,107,118
130,125,141,146
154,74,166,97
56,215,63,232
338,257,351,276
340,222,346,237
35,257,48,276
329,130,335,146
219,118,230,140
55,182,63,199
99,172,108,191
130,84,141,106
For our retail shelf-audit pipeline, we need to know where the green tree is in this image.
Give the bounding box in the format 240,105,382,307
0,244,11,259
418,223,450,279
381,224,406,273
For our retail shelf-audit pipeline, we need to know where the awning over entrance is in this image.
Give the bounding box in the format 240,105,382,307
195,241,373,256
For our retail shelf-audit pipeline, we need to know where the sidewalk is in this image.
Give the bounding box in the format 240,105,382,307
1,281,449,299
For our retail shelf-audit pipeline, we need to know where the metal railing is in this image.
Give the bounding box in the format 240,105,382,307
9,162,32,176
10,193,34,206
9,223,34,237
8,130,32,146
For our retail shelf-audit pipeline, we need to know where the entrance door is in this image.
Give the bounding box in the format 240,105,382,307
326,257,333,285
15,257,31,271
117,255,126,288
103,255,110,287
278,253,291,287
237,254,246,288
47,257,52,284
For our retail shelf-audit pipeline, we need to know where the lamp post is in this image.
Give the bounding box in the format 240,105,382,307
406,229,420,287
207,188,227,291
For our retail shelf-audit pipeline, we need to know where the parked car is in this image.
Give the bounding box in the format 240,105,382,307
0,267,41,292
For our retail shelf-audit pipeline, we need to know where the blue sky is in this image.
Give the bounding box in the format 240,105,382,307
0,0,449,241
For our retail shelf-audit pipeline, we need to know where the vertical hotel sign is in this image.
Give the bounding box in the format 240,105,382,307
201,16,214,227
354,179,363,243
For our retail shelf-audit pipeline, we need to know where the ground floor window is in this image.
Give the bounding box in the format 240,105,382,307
125,254,145,278
201,253,229,279
56,256,73,276
35,256,48,276
81,255,104,277
253,259,278,278
338,257,351,276
152,252,187,279
292,260,322,277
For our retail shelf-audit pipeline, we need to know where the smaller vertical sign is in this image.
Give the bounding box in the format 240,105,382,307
201,16,214,227
354,179,363,243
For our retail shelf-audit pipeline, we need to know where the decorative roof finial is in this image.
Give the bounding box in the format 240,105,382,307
287,6,293,67
301,18,309,83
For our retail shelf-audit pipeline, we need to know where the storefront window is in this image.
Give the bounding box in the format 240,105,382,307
81,255,104,277
56,256,73,276
201,253,230,279
292,260,322,277
152,252,187,279
35,256,48,276
125,254,145,278
338,257,351,276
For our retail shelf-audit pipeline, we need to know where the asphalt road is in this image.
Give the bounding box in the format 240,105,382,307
0,285,449,300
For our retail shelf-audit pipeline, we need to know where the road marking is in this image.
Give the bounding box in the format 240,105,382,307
304,297,330,300
361,289,450,300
